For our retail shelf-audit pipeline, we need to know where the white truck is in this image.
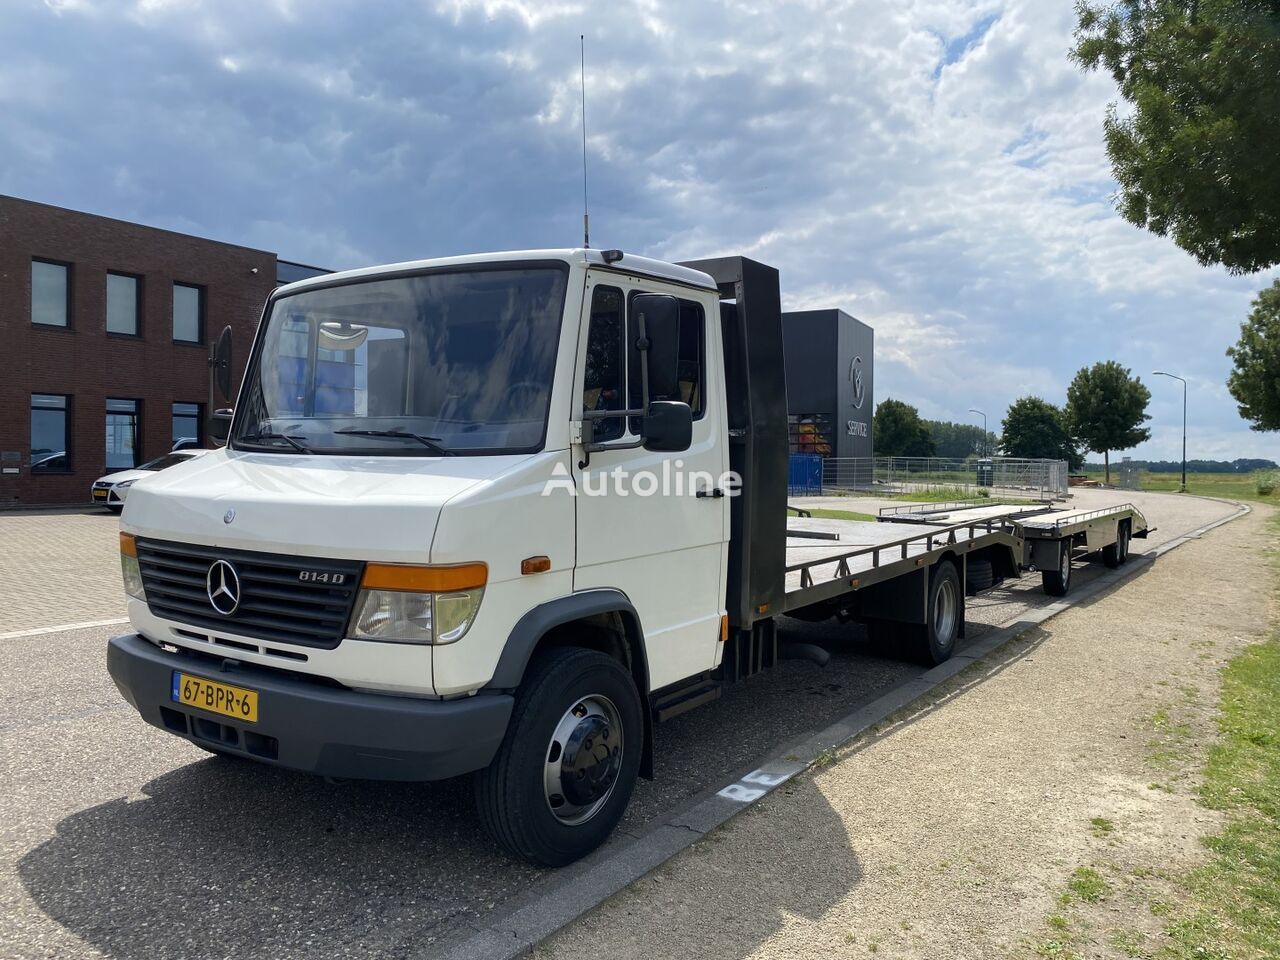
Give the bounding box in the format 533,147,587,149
107,250,1145,865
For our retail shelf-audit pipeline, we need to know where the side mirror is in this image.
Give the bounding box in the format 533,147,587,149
632,293,680,402
211,325,234,402
208,408,234,445
643,400,692,452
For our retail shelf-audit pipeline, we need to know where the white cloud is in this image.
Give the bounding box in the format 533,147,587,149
1,0,1277,460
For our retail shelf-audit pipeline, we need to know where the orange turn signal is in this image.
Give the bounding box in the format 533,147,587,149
119,532,137,558
521,555,551,575
361,562,487,593
719,614,729,643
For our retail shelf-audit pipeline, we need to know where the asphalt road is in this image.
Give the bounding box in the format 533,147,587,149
0,491,1240,959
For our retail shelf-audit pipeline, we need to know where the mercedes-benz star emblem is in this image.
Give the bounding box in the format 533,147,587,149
206,560,242,616
223,508,236,525
850,355,866,410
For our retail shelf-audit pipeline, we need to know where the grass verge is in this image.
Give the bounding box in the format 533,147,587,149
799,507,878,523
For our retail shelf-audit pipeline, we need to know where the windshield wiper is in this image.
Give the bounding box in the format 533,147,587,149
333,429,453,456
240,431,313,454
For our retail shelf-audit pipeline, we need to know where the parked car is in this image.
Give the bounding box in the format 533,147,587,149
91,449,208,512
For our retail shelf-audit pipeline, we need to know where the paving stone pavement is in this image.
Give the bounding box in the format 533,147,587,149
0,510,124,632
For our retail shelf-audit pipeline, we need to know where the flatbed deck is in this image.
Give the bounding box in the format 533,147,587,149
781,516,1021,613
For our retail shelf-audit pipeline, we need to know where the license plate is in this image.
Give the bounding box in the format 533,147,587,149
171,672,259,723
93,489,108,500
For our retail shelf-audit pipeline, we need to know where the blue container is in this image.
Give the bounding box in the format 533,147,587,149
788,454,823,497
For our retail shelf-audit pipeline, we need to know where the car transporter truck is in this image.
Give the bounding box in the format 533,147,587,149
106,250,1147,865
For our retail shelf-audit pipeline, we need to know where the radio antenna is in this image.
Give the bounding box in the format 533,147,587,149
580,34,590,249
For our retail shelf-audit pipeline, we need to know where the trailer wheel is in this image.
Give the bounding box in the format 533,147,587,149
915,560,962,665
1102,521,1132,569
1041,540,1072,596
475,647,642,867
966,558,995,594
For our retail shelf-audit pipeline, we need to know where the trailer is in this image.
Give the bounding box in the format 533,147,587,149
875,498,1152,597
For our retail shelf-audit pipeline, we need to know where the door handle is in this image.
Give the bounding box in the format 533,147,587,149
696,488,725,499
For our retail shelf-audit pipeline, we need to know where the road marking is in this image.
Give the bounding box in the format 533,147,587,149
0,617,128,640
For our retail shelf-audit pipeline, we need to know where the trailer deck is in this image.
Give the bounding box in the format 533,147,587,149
779,498,1152,613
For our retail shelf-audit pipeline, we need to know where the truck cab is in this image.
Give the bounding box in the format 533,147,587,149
109,249,736,865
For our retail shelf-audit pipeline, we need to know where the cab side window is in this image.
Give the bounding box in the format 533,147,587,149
583,286,626,442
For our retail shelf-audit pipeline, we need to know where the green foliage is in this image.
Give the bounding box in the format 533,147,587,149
1256,471,1277,496
874,399,935,457
922,419,995,458
999,396,1080,468
1066,361,1152,483
1071,1,1280,274
1227,278,1280,431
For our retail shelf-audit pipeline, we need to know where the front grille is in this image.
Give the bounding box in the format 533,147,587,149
136,538,364,648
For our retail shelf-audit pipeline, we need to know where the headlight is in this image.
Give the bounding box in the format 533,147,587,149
119,533,146,601
115,479,136,490
349,563,487,645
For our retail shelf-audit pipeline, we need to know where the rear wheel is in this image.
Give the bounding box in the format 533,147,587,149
914,560,962,665
1102,521,1132,569
475,647,642,867
1041,540,1073,596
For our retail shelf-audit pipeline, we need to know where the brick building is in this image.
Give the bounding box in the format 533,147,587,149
0,195,327,507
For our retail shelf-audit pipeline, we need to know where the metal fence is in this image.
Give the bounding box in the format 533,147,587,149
818,457,1070,501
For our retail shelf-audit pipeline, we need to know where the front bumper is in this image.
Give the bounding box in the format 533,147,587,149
107,633,512,781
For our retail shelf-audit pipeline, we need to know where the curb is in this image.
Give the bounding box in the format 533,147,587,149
432,500,1253,960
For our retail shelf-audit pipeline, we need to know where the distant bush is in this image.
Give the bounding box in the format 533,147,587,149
1255,471,1277,496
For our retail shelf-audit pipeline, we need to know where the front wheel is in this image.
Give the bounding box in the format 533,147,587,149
475,647,642,867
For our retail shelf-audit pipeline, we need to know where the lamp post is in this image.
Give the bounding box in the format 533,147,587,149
1152,371,1187,492
968,408,987,457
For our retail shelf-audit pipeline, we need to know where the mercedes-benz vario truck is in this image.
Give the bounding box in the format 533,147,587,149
107,250,1034,865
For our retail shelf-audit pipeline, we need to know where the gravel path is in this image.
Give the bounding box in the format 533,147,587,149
542,504,1274,960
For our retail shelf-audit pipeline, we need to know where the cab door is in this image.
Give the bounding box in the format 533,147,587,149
571,274,727,690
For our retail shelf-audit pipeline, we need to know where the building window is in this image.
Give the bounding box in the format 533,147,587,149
107,272,141,336
31,394,70,473
173,282,203,343
172,402,202,449
31,259,70,327
106,399,140,470
788,414,834,456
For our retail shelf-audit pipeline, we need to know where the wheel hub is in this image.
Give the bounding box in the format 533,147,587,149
559,714,621,806
544,694,624,825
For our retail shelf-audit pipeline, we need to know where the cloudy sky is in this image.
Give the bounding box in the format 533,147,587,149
4,0,1277,460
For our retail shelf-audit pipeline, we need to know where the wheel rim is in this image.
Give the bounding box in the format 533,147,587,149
934,577,958,648
543,694,624,826
1061,544,1071,588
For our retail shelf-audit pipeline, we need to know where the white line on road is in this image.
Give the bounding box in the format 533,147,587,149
0,617,128,641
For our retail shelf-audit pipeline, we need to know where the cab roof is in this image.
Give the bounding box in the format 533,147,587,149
274,248,720,297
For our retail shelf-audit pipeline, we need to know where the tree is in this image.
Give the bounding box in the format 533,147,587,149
923,420,996,459
1065,362,1152,484
1226,278,1280,431
1070,1,1280,274
999,397,1081,469
875,399,935,457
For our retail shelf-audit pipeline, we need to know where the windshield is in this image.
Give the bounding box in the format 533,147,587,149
232,264,568,456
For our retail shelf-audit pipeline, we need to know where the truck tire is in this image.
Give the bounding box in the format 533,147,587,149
475,646,642,867
966,558,995,594
915,560,961,665
1041,540,1072,596
1102,520,1131,568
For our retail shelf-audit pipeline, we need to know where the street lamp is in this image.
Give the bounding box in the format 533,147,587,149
968,408,987,457
1152,371,1187,492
